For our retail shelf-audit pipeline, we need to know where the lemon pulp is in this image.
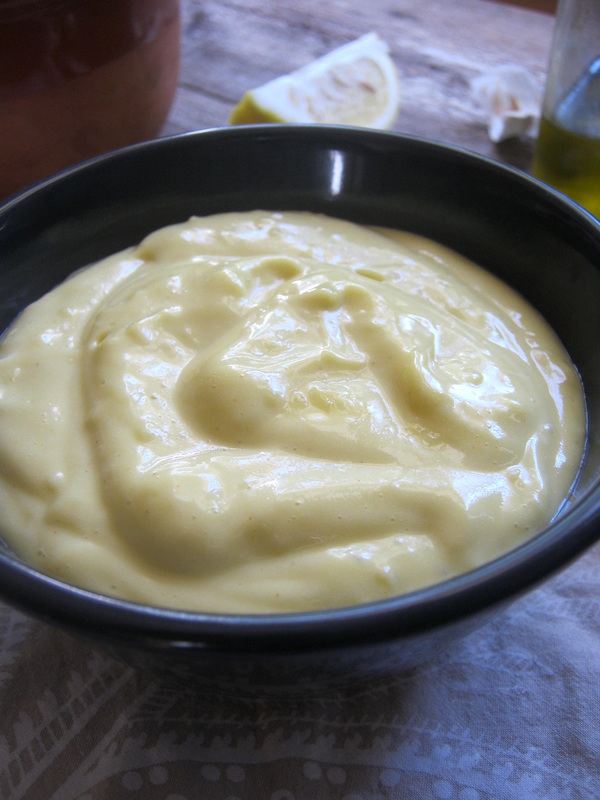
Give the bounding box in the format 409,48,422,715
229,33,401,129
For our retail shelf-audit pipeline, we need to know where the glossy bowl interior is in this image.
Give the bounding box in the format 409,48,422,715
0,125,599,690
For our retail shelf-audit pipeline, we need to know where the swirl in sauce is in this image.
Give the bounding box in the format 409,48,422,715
0,212,586,612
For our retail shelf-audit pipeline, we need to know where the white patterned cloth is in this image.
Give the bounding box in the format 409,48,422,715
1,542,599,800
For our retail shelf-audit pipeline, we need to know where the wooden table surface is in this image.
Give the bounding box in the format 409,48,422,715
163,0,556,173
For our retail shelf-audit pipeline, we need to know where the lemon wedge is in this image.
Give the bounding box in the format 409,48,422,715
228,33,401,129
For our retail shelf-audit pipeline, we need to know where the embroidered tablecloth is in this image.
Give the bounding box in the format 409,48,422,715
1,542,598,800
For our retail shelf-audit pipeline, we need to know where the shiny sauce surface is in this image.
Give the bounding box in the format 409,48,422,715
0,212,587,612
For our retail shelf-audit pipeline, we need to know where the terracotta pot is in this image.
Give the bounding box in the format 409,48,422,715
0,0,181,201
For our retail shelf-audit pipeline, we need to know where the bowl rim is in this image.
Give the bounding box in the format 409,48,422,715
0,124,599,653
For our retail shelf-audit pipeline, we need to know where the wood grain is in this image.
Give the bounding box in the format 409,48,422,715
163,0,555,171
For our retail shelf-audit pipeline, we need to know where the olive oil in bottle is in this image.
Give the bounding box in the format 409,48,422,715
533,56,600,217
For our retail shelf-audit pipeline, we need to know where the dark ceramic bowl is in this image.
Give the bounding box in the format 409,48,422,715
0,126,599,692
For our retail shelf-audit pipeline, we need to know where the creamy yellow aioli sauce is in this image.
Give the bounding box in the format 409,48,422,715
0,212,587,612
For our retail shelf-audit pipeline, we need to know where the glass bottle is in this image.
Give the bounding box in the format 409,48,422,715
532,0,600,217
